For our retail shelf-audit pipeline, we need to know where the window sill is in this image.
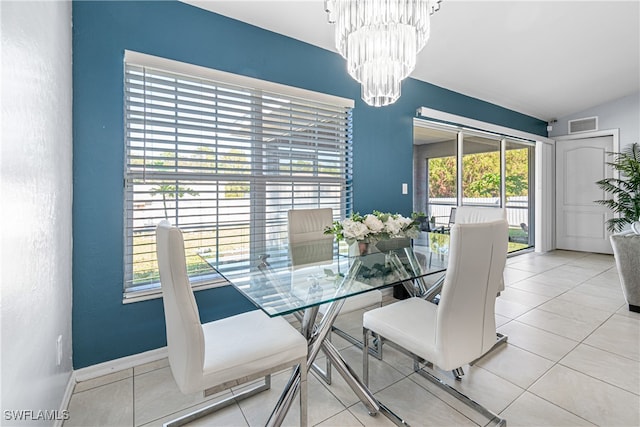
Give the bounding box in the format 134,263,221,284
122,274,229,304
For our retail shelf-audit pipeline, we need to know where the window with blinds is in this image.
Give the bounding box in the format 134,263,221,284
123,51,354,301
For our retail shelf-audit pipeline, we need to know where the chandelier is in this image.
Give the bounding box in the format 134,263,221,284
325,0,443,107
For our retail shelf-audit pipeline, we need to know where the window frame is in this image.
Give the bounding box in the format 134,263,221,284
122,51,354,303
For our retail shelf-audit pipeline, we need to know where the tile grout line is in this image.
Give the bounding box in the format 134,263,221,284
405,369,488,426
66,250,636,427
522,306,637,426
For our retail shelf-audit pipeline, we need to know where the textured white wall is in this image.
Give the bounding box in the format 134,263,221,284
1,0,74,420
549,91,640,149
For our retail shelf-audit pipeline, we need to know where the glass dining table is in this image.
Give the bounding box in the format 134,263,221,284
201,237,449,426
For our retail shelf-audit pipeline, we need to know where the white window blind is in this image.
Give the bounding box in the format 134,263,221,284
123,52,353,300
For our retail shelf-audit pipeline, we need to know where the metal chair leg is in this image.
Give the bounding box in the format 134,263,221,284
332,324,383,359
470,332,509,366
452,367,464,381
300,362,308,427
165,375,271,427
362,327,370,387
415,368,506,427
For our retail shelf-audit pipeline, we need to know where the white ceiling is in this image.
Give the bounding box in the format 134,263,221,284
184,0,640,121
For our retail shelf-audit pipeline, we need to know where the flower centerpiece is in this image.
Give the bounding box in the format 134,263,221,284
325,211,425,255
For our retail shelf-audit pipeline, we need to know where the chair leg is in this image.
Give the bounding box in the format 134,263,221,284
362,327,370,387
332,325,383,360
266,364,304,427
470,332,509,366
310,332,333,385
300,362,308,427
415,368,506,427
310,358,332,385
164,375,271,427
452,367,464,381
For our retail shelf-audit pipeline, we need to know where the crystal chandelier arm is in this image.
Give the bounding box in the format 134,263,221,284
325,0,336,24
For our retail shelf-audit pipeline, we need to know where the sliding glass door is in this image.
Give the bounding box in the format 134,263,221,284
413,121,535,252
414,126,458,229
505,139,534,248
462,133,501,206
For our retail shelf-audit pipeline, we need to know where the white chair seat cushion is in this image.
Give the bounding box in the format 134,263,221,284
202,310,307,386
363,297,438,363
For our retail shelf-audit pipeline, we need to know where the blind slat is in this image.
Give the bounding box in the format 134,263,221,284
123,58,353,297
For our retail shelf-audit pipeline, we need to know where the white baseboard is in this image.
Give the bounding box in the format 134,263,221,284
55,371,75,427
74,347,167,383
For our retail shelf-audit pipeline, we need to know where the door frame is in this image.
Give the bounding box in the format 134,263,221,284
553,129,620,251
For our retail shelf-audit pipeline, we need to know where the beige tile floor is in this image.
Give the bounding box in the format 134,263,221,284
65,250,640,427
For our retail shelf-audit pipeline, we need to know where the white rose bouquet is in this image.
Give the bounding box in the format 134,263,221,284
324,211,425,244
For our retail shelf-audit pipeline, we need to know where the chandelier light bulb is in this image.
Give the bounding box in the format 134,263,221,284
326,0,442,107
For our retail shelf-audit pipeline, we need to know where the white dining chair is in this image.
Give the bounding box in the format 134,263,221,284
424,206,507,301
362,219,509,425
432,206,457,234
287,208,382,383
287,208,335,267
156,221,308,426
455,206,507,293
455,206,506,224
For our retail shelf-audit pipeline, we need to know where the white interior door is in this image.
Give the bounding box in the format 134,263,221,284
556,135,614,254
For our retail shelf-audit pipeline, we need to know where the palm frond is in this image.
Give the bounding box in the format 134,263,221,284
596,143,640,231
605,217,632,233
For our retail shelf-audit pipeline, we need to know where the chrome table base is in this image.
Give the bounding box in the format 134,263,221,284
266,289,408,426
263,251,436,427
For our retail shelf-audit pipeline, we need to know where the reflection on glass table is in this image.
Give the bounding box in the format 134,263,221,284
202,239,448,318
200,237,449,427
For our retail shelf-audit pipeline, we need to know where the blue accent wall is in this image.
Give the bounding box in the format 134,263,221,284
72,0,546,368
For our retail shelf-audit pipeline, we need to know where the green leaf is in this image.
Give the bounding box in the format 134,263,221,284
595,143,640,230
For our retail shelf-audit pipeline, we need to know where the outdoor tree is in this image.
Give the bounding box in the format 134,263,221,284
428,147,529,199
147,156,200,219
462,152,501,198
428,156,456,198
150,184,199,220
467,173,528,197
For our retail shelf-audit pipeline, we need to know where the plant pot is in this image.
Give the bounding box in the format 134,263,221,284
348,238,415,300
348,240,380,257
610,233,640,312
348,237,413,257
375,237,411,252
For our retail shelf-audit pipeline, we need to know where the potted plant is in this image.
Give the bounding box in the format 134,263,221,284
325,211,425,300
324,211,423,256
595,142,640,312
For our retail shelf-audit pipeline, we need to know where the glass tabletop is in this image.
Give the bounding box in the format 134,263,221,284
201,235,449,317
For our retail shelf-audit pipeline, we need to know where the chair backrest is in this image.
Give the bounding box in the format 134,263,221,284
455,206,506,224
455,206,508,292
448,207,457,226
156,221,205,394
435,219,508,370
287,208,334,267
